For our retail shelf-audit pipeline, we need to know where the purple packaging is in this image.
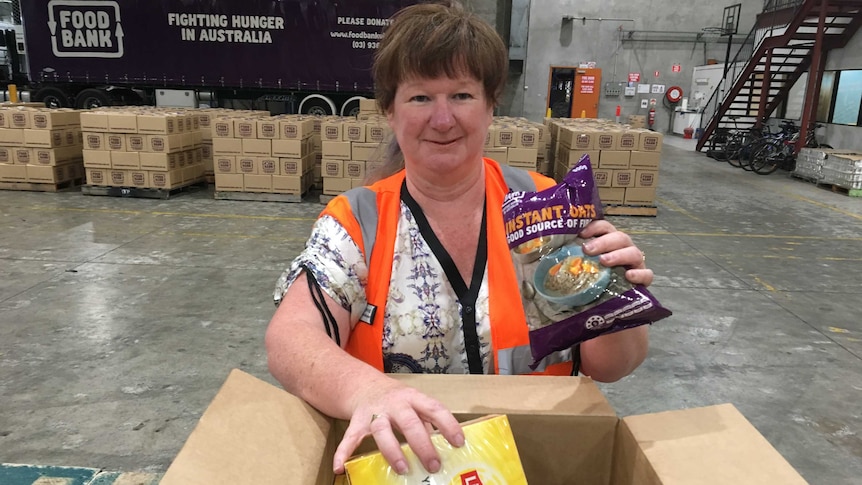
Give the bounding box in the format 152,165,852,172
502,154,672,368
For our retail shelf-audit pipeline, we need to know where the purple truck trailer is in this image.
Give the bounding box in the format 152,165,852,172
3,0,416,114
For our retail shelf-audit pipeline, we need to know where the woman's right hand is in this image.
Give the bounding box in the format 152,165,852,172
333,379,465,476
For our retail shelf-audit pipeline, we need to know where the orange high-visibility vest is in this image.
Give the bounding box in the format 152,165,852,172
320,158,574,376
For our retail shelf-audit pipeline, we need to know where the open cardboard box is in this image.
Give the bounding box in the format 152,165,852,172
160,370,807,484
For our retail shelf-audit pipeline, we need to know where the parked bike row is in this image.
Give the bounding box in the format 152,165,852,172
705,119,832,175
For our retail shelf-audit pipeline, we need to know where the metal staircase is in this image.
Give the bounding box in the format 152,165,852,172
696,0,862,152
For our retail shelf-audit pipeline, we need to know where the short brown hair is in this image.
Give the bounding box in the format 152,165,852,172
373,1,507,114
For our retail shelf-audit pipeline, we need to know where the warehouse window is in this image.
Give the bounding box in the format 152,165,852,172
831,70,862,126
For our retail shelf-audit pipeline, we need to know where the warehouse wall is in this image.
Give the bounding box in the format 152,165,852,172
515,0,764,126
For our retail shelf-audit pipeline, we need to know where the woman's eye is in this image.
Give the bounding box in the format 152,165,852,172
410,95,430,102
454,93,474,100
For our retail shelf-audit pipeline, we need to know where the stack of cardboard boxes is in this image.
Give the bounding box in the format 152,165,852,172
320,115,391,195
483,117,551,175
356,98,382,120
548,118,663,208
81,107,213,190
212,113,320,196
627,115,646,129
0,106,85,186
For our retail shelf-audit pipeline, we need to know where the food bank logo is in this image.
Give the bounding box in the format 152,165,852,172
48,0,124,58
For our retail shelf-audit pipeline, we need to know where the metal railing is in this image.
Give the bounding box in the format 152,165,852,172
697,28,756,133
699,1,808,136
763,0,804,13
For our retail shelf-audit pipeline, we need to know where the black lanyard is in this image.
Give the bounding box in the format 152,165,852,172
401,181,487,374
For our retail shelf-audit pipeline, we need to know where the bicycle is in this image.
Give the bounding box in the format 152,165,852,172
726,125,770,170
708,116,746,163
749,123,832,175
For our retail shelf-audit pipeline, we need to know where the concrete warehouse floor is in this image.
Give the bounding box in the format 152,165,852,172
0,138,860,484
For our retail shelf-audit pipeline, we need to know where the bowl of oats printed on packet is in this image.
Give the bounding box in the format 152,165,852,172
534,243,611,307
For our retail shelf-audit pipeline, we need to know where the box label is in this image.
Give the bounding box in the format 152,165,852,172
131,171,147,186
11,113,28,128
86,134,103,150
108,135,124,150
261,159,278,175
110,171,125,185
214,121,231,137
239,158,255,173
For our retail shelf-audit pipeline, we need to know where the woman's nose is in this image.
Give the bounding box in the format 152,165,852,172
429,98,455,130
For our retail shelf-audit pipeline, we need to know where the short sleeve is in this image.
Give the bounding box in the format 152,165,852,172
273,215,369,326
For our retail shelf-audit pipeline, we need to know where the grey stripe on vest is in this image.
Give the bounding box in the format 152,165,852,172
343,186,379,268
497,346,572,375
499,164,538,192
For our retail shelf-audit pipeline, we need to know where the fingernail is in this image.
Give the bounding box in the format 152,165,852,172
333,461,343,474
583,242,594,253
395,460,409,475
453,433,465,447
428,459,441,474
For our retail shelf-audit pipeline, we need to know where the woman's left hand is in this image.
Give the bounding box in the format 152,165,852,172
579,220,653,287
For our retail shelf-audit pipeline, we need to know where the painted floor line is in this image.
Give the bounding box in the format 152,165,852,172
788,193,862,221
654,197,707,224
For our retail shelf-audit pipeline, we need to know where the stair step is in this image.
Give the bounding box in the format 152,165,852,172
791,32,848,40
800,19,853,26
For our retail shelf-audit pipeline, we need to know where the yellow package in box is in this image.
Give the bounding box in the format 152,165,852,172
344,414,527,484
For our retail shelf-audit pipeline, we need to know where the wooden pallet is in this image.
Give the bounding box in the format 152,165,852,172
603,205,658,217
0,177,84,193
81,179,207,199
213,190,306,203
792,175,862,197
819,183,862,197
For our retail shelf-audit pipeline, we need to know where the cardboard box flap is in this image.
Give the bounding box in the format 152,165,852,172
613,403,808,485
160,369,334,485
393,374,615,417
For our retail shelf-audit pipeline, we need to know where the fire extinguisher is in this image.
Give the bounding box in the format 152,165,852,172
648,107,656,129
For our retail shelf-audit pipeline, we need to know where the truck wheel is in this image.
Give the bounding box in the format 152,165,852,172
75,88,112,109
340,96,366,117
299,95,336,116
34,87,72,108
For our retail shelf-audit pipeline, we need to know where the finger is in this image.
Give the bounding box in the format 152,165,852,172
583,236,636,262
582,232,633,258
333,418,371,474
393,412,441,474
370,414,411,475
578,219,617,239
601,245,647,269
625,268,654,286
415,403,464,449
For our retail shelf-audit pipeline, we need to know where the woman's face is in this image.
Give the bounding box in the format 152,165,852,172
387,74,493,177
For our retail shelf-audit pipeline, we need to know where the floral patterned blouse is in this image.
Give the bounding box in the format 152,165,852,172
274,201,492,374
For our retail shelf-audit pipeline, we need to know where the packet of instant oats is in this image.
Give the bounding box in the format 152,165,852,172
343,414,526,484
502,154,671,368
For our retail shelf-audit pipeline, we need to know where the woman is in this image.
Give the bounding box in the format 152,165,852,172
265,1,653,476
